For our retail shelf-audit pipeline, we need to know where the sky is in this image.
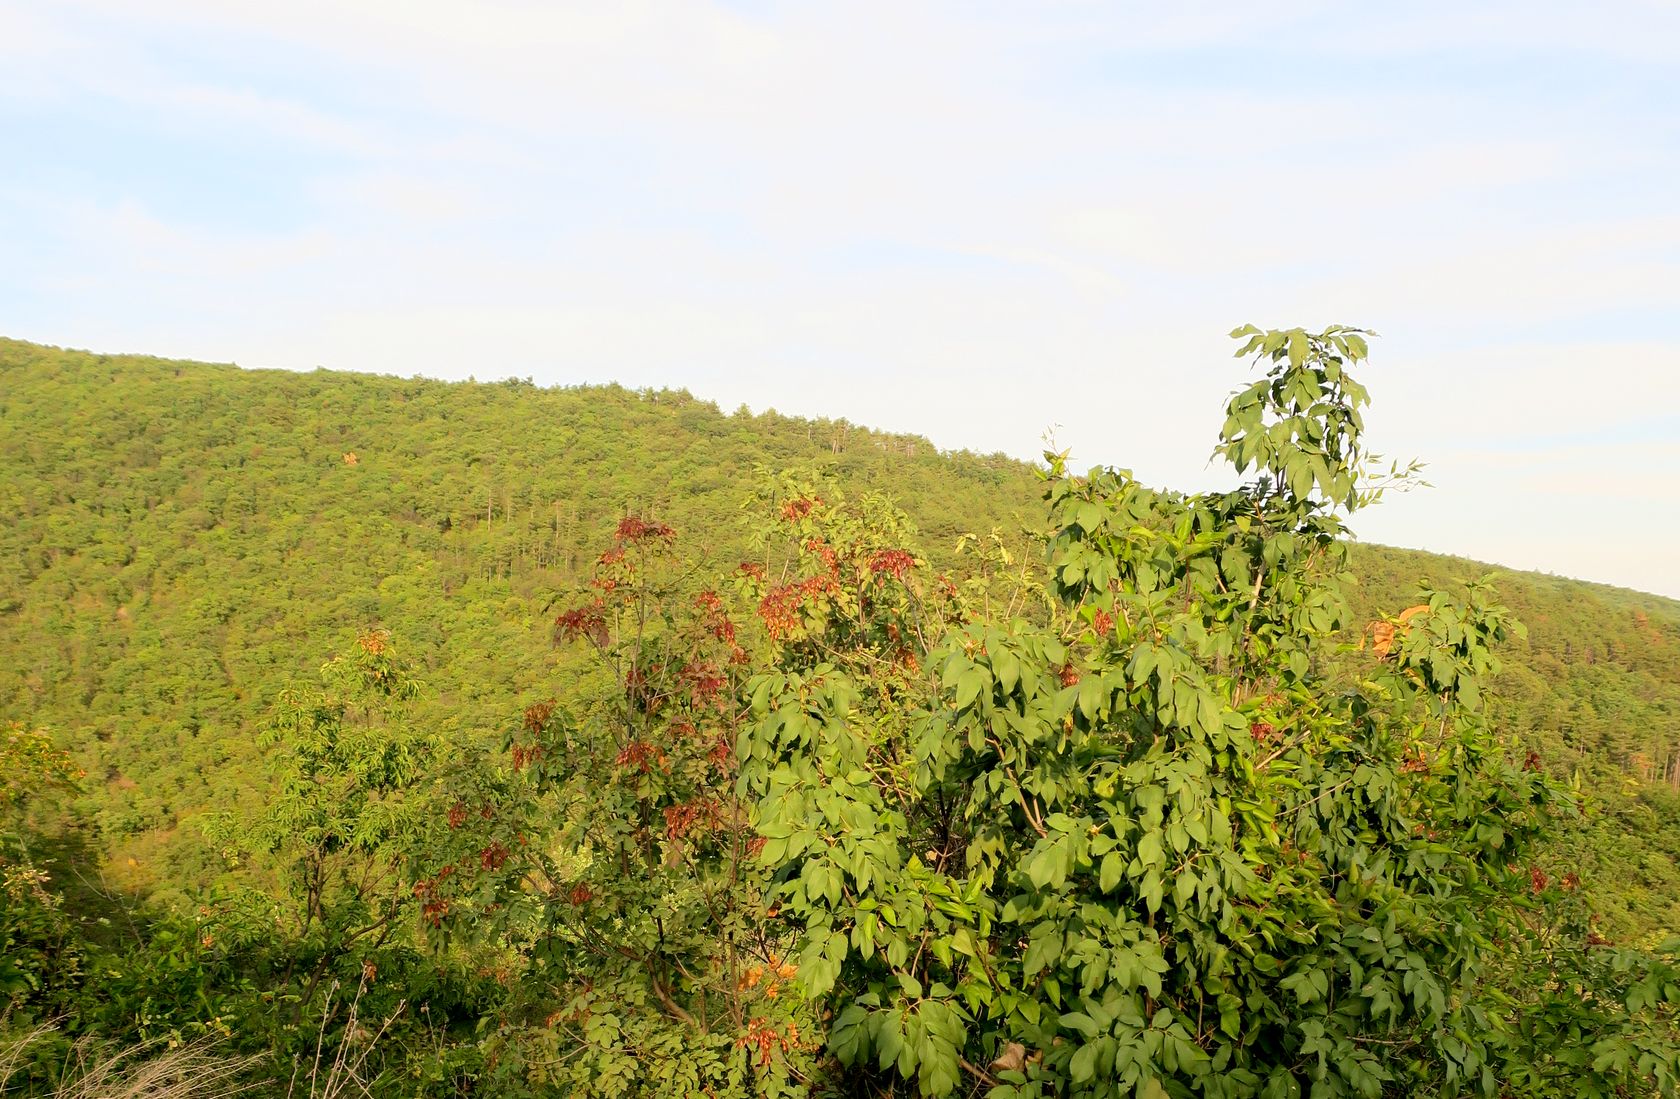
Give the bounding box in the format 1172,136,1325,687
2,1,1677,597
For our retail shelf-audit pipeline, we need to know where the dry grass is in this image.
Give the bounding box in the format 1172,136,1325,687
0,1024,264,1098
286,976,406,1099
1,975,402,1098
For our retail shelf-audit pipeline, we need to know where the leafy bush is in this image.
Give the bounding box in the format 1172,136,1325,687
731,327,1680,1096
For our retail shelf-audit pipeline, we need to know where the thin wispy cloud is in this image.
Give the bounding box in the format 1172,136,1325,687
2,1,1675,596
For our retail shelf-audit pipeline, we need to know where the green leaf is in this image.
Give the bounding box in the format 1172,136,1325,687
1077,674,1103,719
995,649,1020,694
1099,851,1123,892
1137,829,1163,868
1069,1041,1098,1082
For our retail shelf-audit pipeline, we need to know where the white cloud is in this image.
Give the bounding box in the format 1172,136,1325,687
2,0,1677,597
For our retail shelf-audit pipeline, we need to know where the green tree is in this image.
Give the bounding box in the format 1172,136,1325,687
206,631,431,1014
739,326,1680,1097
0,722,84,1014
445,512,828,1095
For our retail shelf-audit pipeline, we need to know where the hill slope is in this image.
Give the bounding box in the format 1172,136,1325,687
2,336,1677,938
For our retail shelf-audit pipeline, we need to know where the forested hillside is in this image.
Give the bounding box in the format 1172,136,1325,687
3,333,1679,1095
1349,547,1680,936
4,337,1676,937
0,337,1037,902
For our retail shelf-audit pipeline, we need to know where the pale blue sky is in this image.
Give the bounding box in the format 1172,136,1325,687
3,2,1677,597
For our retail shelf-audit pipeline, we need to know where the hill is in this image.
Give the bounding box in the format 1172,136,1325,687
2,335,1677,941
0,338,1038,903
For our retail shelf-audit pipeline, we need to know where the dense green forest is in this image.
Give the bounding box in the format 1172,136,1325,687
2,332,1678,1095
0,337,1038,897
